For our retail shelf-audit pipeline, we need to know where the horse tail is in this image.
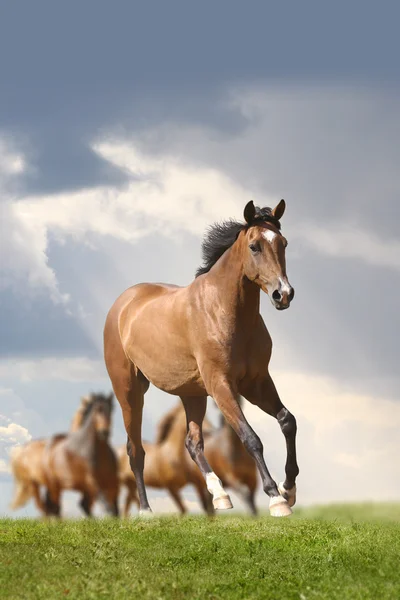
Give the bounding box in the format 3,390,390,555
10,448,33,509
10,480,33,510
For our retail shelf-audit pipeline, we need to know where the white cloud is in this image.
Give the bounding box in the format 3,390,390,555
0,419,32,474
3,84,400,307
296,224,400,271
0,136,68,304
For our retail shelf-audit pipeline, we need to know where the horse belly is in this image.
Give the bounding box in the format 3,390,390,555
127,336,206,395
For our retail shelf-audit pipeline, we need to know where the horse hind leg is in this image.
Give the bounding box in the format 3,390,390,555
181,396,232,511
111,365,151,515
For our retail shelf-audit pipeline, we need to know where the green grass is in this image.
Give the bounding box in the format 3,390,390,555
1,504,399,599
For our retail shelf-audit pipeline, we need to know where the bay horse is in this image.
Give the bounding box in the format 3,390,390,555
118,402,215,517
9,395,94,515
10,393,117,517
43,392,120,517
104,199,298,517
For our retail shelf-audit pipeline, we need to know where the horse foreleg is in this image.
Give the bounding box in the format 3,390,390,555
210,380,291,517
180,396,232,511
44,485,61,517
245,375,299,508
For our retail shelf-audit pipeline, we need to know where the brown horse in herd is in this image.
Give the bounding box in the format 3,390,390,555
119,400,258,516
118,402,215,516
10,393,119,517
104,199,298,517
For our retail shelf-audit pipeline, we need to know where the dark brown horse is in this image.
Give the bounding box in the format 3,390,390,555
43,392,120,517
104,200,298,517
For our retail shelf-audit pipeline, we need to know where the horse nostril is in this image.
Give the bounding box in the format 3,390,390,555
288,287,295,301
272,290,281,302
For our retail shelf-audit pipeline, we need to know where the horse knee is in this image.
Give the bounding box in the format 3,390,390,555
278,409,297,437
127,438,145,465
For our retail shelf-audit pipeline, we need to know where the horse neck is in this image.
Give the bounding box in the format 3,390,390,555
206,234,260,328
65,407,97,458
70,407,85,432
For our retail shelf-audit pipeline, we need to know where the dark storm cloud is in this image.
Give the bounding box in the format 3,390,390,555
0,287,97,359
1,1,399,197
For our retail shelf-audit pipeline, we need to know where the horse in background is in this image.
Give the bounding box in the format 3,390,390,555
118,402,215,517
43,392,119,517
119,400,257,516
8,396,93,515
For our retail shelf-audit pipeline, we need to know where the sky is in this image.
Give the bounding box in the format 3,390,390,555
1,1,399,517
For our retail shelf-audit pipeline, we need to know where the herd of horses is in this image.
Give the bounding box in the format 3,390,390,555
11,199,299,519
10,393,257,518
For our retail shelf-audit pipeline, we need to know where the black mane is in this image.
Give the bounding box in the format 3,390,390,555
195,206,281,278
81,392,113,422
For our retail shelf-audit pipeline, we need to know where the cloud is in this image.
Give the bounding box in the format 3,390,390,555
297,224,400,272
0,418,32,474
0,136,68,305
0,357,107,383
4,84,400,309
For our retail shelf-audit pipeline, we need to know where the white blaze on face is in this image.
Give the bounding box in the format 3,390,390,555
278,276,292,295
262,229,277,243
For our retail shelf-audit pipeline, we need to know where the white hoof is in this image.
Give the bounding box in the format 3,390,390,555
213,495,233,510
278,482,297,507
206,472,232,510
139,508,154,518
269,495,292,517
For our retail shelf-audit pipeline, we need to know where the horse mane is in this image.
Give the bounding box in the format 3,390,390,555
195,206,281,277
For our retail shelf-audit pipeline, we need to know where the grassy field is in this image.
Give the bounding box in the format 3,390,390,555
1,504,400,599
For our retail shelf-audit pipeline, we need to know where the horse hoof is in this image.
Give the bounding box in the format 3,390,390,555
278,482,297,507
139,508,153,518
269,495,292,517
213,495,233,510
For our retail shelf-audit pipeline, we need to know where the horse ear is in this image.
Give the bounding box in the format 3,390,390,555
271,199,286,221
81,395,91,408
244,200,256,224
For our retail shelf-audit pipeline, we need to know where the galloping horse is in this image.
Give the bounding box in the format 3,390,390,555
9,396,94,515
43,393,119,517
118,403,215,516
104,200,298,517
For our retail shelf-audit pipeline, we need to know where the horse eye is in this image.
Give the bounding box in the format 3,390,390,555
249,243,260,253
